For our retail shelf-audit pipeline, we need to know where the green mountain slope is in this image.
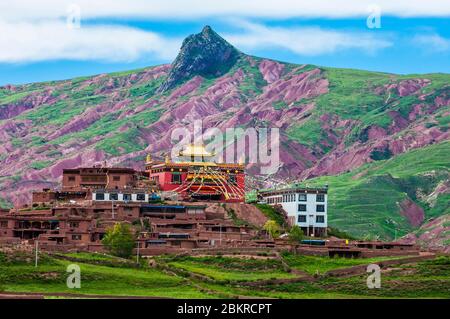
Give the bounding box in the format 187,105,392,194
0,26,448,240
304,141,449,239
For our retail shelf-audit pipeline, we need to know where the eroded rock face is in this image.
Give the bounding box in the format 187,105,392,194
0,89,59,120
400,214,450,253
259,60,284,84
399,199,425,227
378,78,431,97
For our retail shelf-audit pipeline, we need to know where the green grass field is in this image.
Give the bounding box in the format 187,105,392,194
1,251,448,299
280,252,406,275
165,255,295,282
0,252,216,298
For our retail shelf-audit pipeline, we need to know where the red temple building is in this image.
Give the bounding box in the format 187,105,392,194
146,144,245,202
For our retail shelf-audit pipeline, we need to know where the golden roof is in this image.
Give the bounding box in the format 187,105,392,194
178,144,215,157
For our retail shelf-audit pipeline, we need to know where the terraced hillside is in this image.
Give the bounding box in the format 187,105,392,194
305,141,449,240
0,26,449,240
1,251,448,299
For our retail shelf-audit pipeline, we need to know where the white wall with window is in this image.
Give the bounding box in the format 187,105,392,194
260,190,327,233
92,191,150,202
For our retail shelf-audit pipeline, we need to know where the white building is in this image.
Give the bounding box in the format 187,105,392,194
92,190,156,202
259,186,328,237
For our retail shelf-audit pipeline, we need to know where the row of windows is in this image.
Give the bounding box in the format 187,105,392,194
72,175,122,182
95,193,145,201
267,193,325,204
297,215,325,223
298,204,325,212
81,176,107,182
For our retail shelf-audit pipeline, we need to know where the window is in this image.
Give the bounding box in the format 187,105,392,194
298,215,307,223
316,194,325,202
298,204,307,212
123,194,132,201
69,222,79,228
68,176,76,182
71,234,82,240
298,193,307,201
95,193,105,201
171,173,181,184
316,215,325,223
112,176,120,181
228,174,237,185
136,193,145,201
110,193,118,201
0,221,8,228
316,205,325,212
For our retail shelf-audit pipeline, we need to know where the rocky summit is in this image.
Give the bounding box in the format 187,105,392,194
0,26,449,241
157,26,240,93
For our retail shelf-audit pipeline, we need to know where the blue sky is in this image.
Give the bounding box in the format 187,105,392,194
0,0,449,85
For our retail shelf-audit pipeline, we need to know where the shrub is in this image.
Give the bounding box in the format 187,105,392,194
263,220,280,239
288,225,304,243
102,223,135,258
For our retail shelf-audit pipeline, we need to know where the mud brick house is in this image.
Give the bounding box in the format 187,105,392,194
31,166,154,206
0,207,97,244
0,151,254,254
62,167,138,191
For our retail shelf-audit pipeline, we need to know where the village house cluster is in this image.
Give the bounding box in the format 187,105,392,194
0,144,420,258
0,145,258,254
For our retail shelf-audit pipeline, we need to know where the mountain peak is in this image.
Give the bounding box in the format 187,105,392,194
201,25,213,35
157,26,240,93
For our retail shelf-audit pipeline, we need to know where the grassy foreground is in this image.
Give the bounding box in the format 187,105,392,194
0,251,449,299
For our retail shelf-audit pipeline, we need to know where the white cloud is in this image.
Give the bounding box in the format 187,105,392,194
223,21,392,56
0,20,181,63
413,33,450,53
0,17,393,63
1,0,450,22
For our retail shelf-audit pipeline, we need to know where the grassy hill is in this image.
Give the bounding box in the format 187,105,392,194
304,141,450,240
0,27,448,240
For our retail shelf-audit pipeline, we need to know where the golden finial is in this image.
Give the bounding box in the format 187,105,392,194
165,154,170,164
146,154,152,163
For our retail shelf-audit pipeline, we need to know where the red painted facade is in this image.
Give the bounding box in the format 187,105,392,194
146,161,245,202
